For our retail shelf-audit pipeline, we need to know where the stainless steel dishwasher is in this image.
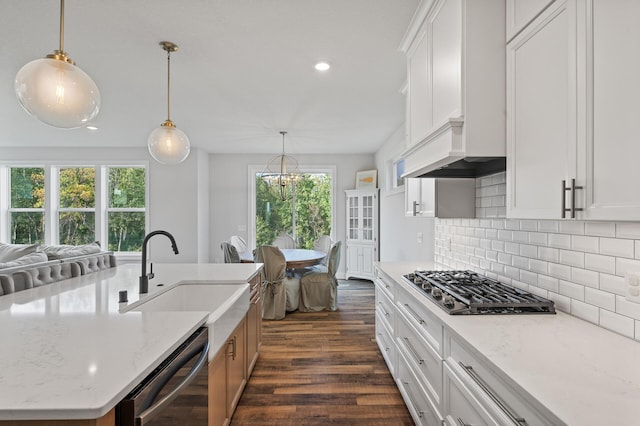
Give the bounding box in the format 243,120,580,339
116,326,209,426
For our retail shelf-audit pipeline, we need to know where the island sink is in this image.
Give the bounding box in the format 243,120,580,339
127,283,250,358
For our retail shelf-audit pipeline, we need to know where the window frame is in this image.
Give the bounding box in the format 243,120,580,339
0,161,149,258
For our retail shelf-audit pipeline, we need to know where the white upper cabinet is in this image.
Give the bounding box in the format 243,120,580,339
400,0,506,178
507,0,640,220
507,0,577,219
578,0,640,220
506,0,556,41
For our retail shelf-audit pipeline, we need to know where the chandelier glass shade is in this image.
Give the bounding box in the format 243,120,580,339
14,0,100,129
262,131,300,201
147,41,191,165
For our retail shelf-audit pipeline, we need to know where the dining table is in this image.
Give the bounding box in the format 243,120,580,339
239,248,327,269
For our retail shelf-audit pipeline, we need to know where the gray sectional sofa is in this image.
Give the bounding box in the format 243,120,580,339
0,242,116,296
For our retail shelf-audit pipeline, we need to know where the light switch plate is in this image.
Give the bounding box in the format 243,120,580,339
625,273,640,303
417,232,423,244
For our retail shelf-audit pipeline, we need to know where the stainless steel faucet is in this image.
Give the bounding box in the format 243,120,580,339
139,230,179,293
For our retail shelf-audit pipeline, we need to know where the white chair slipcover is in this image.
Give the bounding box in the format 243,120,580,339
299,240,342,312
272,233,296,249
221,241,240,263
255,245,300,318
229,235,248,253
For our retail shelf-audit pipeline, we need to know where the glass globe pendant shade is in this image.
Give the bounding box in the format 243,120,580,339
147,121,191,165
15,57,100,129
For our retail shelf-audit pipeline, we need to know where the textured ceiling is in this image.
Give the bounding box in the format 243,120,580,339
0,0,418,155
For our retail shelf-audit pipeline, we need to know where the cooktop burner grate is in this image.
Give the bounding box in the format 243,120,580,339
402,270,555,315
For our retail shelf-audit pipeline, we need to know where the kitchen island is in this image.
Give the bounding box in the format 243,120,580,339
0,262,263,422
376,262,640,425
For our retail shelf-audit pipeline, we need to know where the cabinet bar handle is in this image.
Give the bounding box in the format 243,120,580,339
457,418,470,426
403,337,424,365
403,303,425,325
378,301,389,317
412,200,419,216
459,362,526,425
571,178,583,218
401,381,424,418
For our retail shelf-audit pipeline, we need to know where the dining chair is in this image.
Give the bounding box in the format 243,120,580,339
272,233,296,249
229,235,248,253
254,245,300,318
221,241,240,263
299,240,342,312
313,235,333,265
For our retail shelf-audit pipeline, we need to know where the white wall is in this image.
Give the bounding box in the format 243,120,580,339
0,147,209,265
209,152,375,277
375,125,434,262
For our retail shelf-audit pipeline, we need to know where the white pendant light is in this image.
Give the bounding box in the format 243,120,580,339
14,0,100,129
147,41,191,165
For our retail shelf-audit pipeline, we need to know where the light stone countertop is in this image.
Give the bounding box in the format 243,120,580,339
377,261,640,425
0,262,263,421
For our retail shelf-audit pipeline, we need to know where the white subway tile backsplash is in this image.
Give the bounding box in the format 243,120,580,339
512,256,529,269
616,258,640,277
549,263,572,280
538,220,559,233
548,233,571,249
571,235,599,254
584,253,616,274
436,171,640,339
538,275,559,292
571,300,599,324
530,259,548,274
538,247,559,263
585,222,616,237
520,244,538,258
559,221,585,235
571,267,599,289
600,237,634,258
599,310,635,338
585,287,615,311
600,273,626,296
559,250,585,268
529,232,548,246
616,296,640,321
559,280,585,300
616,223,640,239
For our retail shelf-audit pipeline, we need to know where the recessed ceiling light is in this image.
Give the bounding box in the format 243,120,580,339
314,61,331,71
86,125,98,130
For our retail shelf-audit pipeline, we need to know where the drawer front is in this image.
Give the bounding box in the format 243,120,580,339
396,284,443,355
396,314,443,408
397,351,444,426
375,314,396,375
375,284,395,333
374,268,395,301
443,362,496,426
446,334,561,426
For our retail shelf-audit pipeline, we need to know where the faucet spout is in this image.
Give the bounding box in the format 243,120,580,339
139,230,179,294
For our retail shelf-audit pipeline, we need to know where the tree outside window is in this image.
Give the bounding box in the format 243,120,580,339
9,167,45,244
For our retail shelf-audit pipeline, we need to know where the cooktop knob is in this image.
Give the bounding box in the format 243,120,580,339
431,287,442,299
443,295,455,308
421,282,432,291
414,276,423,285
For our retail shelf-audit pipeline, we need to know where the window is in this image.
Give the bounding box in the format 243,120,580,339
2,164,147,253
250,165,336,250
9,167,45,244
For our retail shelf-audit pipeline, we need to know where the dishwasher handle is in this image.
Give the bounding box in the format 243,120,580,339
136,338,209,425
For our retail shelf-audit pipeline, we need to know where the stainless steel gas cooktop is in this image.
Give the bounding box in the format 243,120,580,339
402,270,556,315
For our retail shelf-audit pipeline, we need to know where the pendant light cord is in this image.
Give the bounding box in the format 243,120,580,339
59,0,65,53
166,49,171,122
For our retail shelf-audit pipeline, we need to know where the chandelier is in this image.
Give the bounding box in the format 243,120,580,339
14,0,100,129
262,131,300,201
147,41,191,165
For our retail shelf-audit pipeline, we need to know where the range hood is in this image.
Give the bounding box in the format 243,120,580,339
401,118,506,179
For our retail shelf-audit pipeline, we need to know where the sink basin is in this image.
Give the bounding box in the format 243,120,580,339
128,283,250,358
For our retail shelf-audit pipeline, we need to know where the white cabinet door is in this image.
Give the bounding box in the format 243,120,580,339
506,0,556,41
407,21,431,147
405,178,435,217
431,0,462,126
345,189,379,280
578,0,640,220
507,0,577,219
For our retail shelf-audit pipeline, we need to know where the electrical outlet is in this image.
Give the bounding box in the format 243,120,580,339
417,232,423,244
625,273,640,303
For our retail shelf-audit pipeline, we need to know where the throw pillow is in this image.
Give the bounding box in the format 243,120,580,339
0,250,48,269
0,242,40,263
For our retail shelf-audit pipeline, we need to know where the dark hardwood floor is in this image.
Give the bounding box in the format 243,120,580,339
231,280,414,425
